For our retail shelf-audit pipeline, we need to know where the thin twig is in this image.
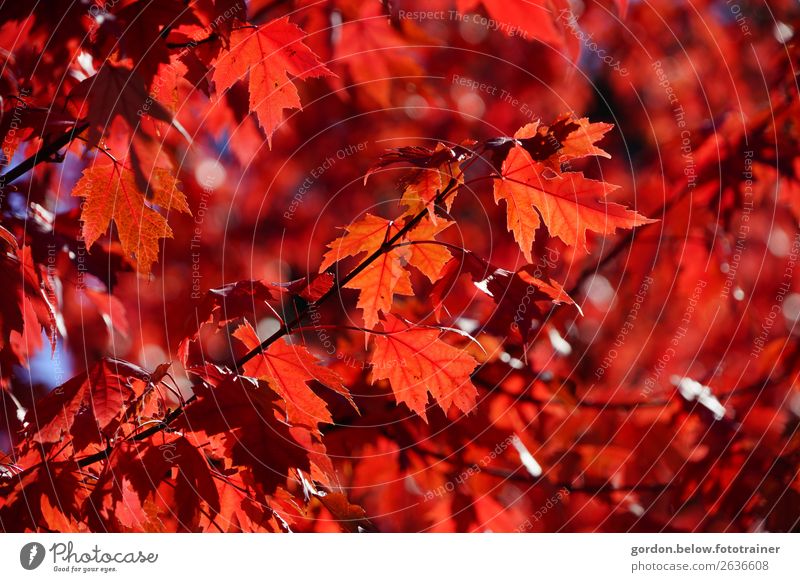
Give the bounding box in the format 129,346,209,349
0,122,89,188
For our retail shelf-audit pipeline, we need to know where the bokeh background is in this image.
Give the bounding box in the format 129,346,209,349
1,0,800,532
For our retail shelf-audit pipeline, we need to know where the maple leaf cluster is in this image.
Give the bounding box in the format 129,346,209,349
1,0,799,533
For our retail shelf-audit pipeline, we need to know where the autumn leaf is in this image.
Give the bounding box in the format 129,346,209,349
320,213,394,272
234,321,353,430
479,266,579,340
111,0,202,84
366,143,471,181
87,434,220,532
320,214,409,329
493,117,612,171
176,373,317,495
332,1,421,108
366,143,469,221
0,459,87,532
370,314,478,421
271,272,335,302
430,248,577,338
27,358,154,448
494,145,653,260
347,249,414,330
315,491,375,533
212,17,332,144
398,151,465,221
457,0,579,58
0,245,57,373
405,217,454,282
212,476,288,532
194,280,277,327
321,214,455,328
70,62,189,146
207,0,248,43
72,161,190,274
554,116,614,161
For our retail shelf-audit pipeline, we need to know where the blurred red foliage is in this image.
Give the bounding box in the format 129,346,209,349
0,0,799,533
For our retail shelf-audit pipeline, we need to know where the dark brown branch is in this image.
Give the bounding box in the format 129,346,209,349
75,175,466,469
166,33,218,49
0,122,89,189
235,176,462,369
76,400,194,468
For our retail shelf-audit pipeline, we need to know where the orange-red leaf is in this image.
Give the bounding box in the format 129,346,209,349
234,322,353,429
370,314,478,421
406,218,454,282
87,434,220,532
320,214,410,329
176,373,316,495
72,161,190,274
27,358,153,446
0,460,87,532
494,145,653,260
347,248,414,330
320,214,454,328
212,17,331,144
398,146,464,220
553,116,613,161
320,214,395,272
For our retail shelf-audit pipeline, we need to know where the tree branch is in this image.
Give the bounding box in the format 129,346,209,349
76,400,193,468
235,176,463,369
0,122,89,189
75,174,466,469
